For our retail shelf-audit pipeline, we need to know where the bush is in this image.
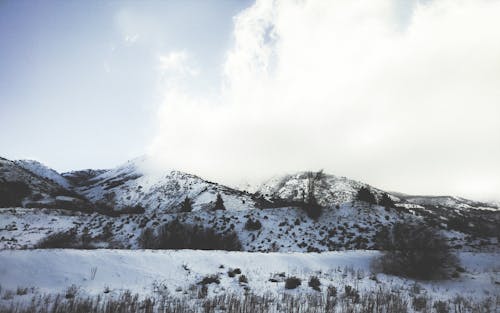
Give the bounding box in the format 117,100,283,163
433,300,449,313
356,187,376,204
213,194,225,211
344,285,360,303
238,275,248,284
379,193,396,208
138,220,242,251
198,275,220,285
284,276,301,289
308,276,321,291
37,228,79,249
180,196,193,213
374,222,460,280
244,218,262,231
0,181,30,207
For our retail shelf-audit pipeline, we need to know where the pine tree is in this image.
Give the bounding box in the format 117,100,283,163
379,193,396,208
213,193,226,211
181,196,193,213
356,187,376,205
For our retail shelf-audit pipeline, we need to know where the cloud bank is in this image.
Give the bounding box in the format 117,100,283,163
148,0,500,201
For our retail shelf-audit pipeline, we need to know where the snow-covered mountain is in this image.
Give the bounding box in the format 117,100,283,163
14,159,71,189
2,156,498,213
0,157,88,209
254,171,394,207
1,155,499,252
73,157,256,213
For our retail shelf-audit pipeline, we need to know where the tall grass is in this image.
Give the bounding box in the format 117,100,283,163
0,288,496,313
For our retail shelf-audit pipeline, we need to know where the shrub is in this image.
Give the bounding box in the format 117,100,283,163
374,222,460,280
433,300,449,313
344,285,360,303
16,287,28,296
308,276,321,291
379,193,396,208
356,187,376,204
0,181,30,207
198,275,220,285
238,275,248,284
327,285,337,298
138,227,156,249
412,296,428,311
180,196,193,213
285,276,301,289
138,220,242,251
213,194,225,211
65,285,78,299
37,228,79,249
244,218,262,231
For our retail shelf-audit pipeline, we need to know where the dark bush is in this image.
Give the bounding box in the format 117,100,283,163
37,228,79,248
433,300,449,313
374,222,460,280
138,220,241,251
244,218,262,231
213,193,226,211
285,276,301,289
0,181,30,207
238,275,248,284
379,193,396,208
356,187,376,205
180,196,193,213
308,276,321,291
198,275,220,285
344,285,360,303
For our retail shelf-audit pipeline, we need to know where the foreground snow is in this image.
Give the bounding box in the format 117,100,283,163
0,249,497,305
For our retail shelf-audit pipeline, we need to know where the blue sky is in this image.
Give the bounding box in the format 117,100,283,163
0,0,251,171
1,0,499,201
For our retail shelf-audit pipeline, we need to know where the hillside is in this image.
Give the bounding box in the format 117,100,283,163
0,156,498,253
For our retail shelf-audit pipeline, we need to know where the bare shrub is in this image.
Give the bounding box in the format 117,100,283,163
37,228,78,249
285,276,301,289
308,276,321,291
138,220,242,251
374,221,460,280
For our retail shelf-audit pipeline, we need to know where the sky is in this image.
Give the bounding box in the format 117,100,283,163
1,0,499,201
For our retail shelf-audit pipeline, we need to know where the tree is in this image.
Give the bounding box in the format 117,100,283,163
304,171,323,219
181,196,193,213
356,187,376,205
213,193,225,211
379,193,396,208
374,222,460,280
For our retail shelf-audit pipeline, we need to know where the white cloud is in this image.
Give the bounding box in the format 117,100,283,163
148,0,500,201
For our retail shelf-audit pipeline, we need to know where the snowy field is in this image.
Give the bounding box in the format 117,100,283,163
0,249,498,312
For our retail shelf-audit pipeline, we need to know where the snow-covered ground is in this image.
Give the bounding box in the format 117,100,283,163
0,250,498,304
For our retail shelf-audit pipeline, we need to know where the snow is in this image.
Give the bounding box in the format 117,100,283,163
15,159,70,189
0,249,497,303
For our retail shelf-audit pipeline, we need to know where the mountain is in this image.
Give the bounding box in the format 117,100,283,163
1,156,498,252
14,159,71,189
254,171,499,211
254,171,394,207
0,157,89,210
73,157,256,213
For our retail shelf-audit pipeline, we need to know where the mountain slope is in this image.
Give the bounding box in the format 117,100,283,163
255,171,396,207
0,157,89,210
15,159,71,189
76,157,256,213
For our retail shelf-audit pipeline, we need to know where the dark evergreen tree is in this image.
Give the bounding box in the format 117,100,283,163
379,193,396,208
356,187,376,204
304,171,323,219
213,193,226,211
181,196,193,213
